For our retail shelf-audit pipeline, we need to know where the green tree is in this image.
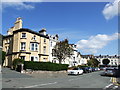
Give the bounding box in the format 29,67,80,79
2,51,6,65
87,58,100,67
102,59,110,66
52,39,74,64
13,58,24,70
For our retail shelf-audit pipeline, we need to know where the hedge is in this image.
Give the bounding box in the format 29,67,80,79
24,61,69,71
78,65,89,68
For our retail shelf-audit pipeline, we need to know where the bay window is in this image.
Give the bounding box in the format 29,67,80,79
30,43,38,51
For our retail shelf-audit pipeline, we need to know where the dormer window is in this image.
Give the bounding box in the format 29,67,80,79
22,33,26,38
33,35,36,40
31,35,36,40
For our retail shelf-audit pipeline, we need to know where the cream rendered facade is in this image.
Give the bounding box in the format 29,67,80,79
94,55,120,66
3,18,49,67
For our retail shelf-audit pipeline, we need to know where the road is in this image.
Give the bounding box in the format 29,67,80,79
2,68,120,89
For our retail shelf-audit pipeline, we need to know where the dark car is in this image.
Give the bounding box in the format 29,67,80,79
87,67,92,72
81,67,90,73
99,67,104,70
91,67,95,72
100,67,119,77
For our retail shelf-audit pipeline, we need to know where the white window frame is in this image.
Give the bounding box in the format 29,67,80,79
51,41,52,47
20,56,26,60
33,35,36,40
43,58,47,62
21,33,26,38
30,43,38,51
43,46,46,54
44,38,46,44
21,42,26,50
35,43,38,51
30,56,39,62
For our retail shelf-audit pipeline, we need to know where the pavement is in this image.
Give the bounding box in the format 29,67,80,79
2,68,32,78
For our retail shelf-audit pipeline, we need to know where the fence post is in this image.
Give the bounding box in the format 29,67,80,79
21,64,24,73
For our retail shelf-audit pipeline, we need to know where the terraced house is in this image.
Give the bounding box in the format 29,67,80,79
94,55,120,66
2,17,49,67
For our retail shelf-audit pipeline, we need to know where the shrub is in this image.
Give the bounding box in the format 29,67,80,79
78,65,89,68
68,66,77,70
13,58,24,70
24,61,69,71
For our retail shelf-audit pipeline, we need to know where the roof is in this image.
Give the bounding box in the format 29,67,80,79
3,35,13,39
3,28,49,39
95,55,120,58
81,55,93,59
4,28,49,39
14,28,49,39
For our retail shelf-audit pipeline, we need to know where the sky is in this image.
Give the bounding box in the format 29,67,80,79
1,0,119,56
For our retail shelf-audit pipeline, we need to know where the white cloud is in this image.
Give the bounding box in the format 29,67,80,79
102,0,119,20
76,33,119,54
2,2,35,10
2,0,42,2
2,0,42,10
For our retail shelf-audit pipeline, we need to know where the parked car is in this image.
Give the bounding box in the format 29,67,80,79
88,67,93,72
100,67,119,77
67,67,83,75
99,67,104,70
91,67,95,72
81,67,90,73
95,67,100,71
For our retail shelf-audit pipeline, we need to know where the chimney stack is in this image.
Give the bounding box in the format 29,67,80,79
14,17,22,30
7,17,23,35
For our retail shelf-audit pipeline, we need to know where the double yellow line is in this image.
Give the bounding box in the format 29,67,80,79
112,77,120,86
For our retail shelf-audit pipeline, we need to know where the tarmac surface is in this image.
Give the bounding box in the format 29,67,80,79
1,68,120,89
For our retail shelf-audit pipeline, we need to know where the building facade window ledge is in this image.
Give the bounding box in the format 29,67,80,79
30,42,39,44
38,54,49,56
20,50,26,52
30,50,38,52
20,38,27,39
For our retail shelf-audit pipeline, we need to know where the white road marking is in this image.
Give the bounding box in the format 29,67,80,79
103,83,113,89
19,82,57,88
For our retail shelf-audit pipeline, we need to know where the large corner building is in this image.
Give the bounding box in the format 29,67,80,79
3,18,49,67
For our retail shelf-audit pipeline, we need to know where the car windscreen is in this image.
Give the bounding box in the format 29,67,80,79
73,68,78,70
106,69,114,71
